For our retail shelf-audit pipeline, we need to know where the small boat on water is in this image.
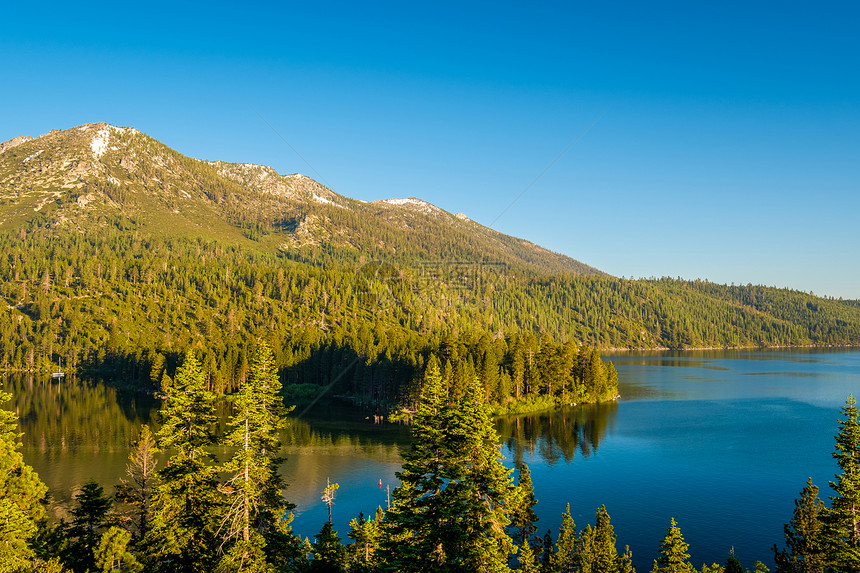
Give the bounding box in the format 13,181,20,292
51,357,65,379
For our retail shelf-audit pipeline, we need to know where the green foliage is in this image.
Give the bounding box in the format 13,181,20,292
347,508,384,573
517,539,540,573
0,389,48,570
546,504,632,573
63,479,116,573
577,505,626,573
214,533,272,573
379,360,516,572
94,526,142,573
141,351,221,573
114,424,158,541
551,504,577,573
724,550,743,573
156,351,217,459
310,521,347,573
219,341,296,568
823,394,860,571
538,529,555,572
652,518,694,573
509,463,539,547
0,496,38,570
772,478,826,573
3,197,857,411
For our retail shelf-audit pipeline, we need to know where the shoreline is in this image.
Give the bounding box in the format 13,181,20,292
601,343,859,353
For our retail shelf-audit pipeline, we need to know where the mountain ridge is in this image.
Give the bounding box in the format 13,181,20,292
0,122,601,276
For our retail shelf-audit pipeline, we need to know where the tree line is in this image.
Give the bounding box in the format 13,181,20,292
2,228,859,403
1,348,858,572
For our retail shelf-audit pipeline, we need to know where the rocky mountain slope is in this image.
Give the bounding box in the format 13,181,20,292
0,123,600,276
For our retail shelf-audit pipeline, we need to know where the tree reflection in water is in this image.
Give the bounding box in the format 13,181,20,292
496,401,618,468
4,374,157,454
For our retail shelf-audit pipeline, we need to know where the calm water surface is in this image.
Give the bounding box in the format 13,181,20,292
3,348,858,570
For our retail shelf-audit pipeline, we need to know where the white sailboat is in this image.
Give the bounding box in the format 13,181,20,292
51,356,65,379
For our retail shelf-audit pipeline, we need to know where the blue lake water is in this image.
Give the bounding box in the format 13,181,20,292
506,348,859,569
283,349,858,570
4,348,858,570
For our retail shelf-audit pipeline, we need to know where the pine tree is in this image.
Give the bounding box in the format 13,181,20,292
379,360,516,572
347,507,383,573
454,375,517,571
618,545,636,573
772,478,826,573
0,497,38,571
310,521,347,573
823,394,860,571
218,341,296,572
652,518,693,573
517,540,540,573
509,463,539,546
538,529,554,573
0,389,48,570
64,479,115,573
724,549,743,573
94,526,143,573
552,504,577,573
141,350,221,573
577,505,622,573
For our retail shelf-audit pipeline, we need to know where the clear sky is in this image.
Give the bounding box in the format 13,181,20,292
2,1,858,298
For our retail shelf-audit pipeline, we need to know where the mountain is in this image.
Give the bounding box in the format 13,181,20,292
1,123,859,404
0,123,599,276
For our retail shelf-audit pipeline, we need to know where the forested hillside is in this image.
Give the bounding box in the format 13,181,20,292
1,123,859,411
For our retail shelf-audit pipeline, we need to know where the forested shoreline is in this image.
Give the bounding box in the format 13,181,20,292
2,227,859,414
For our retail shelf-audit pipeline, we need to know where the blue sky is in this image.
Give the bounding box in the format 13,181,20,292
3,1,859,297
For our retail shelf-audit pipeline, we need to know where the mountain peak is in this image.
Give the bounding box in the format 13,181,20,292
0,135,35,154
0,123,601,276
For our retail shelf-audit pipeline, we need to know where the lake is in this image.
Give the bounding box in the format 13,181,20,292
3,348,858,570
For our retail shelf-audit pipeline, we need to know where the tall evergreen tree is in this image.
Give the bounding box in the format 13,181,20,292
577,505,626,573
772,478,826,573
517,540,540,573
310,521,347,573
724,549,744,573
538,529,554,573
141,350,221,573
94,526,143,573
379,359,516,572
509,463,539,547
63,479,115,573
823,394,860,571
218,341,296,573
551,504,577,573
